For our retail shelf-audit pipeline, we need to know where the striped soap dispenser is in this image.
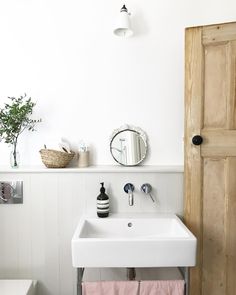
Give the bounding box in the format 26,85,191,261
97,182,109,218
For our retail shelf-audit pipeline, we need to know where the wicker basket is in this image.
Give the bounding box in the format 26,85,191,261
39,149,75,168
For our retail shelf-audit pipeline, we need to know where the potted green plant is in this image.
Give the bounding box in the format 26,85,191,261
0,94,41,168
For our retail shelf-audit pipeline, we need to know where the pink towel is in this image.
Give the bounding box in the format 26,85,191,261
82,281,139,295
139,280,184,295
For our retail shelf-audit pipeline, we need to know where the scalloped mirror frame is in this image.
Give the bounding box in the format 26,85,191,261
110,124,148,166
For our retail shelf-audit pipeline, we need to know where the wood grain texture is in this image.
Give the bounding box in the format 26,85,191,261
204,43,229,129
185,21,236,295
203,23,236,44
201,130,236,157
228,41,236,129
202,158,226,294
225,158,236,294
184,26,203,295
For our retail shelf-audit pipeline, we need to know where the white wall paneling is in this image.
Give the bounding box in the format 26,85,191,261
0,170,183,295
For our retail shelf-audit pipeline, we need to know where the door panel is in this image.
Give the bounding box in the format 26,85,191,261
226,158,236,293
185,22,236,295
201,130,236,157
204,43,229,129
202,158,226,295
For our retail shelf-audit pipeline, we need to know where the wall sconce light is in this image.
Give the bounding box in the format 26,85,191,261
113,4,133,37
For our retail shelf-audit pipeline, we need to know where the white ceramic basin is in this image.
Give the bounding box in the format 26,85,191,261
72,213,197,268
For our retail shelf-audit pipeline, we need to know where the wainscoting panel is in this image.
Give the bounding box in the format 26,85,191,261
0,169,183,295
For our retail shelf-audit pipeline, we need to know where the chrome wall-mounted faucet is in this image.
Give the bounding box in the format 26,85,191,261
141,183,155,202
124,183,135,206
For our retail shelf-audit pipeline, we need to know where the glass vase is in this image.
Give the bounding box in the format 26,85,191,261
10,143,20,168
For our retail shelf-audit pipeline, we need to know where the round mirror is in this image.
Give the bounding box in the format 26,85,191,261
110,125,148,166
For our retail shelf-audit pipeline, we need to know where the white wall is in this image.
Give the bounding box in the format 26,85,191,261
0,0,235,166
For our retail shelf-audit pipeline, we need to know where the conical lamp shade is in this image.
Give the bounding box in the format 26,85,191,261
113,5,133,37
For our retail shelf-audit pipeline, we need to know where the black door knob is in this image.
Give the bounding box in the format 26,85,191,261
192,135,203,146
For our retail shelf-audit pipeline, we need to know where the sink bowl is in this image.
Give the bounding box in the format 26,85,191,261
72,213,197,268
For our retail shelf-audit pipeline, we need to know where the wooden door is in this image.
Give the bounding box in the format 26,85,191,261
185,22,236,295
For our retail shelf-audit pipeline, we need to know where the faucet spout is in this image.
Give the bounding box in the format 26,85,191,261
128,189,134,206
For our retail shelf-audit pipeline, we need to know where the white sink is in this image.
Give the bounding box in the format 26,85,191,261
71,213,197,268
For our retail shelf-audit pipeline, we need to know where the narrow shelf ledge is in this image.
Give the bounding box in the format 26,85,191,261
0,165,184,173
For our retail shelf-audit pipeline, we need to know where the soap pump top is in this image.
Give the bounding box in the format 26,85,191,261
100,182,106,194
97,182,109,218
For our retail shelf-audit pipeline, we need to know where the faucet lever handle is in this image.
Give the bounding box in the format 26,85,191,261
141,183,155,202
148,193,155,202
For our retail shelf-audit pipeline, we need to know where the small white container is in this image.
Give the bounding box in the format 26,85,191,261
78,151,89,168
